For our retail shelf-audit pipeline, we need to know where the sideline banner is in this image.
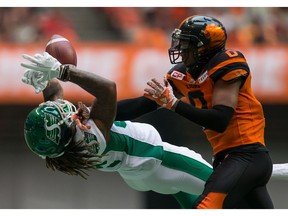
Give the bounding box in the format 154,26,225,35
0,42,288,105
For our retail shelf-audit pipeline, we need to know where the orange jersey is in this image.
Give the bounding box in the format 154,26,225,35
166,49,265,155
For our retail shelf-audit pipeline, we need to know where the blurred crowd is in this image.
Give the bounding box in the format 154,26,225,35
99,7,288,46
1,7,288,46
0,8,78,44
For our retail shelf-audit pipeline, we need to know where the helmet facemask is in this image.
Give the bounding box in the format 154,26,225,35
169,28,206,69
40,99,76,127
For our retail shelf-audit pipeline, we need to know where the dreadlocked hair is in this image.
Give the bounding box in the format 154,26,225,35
46,139,103,180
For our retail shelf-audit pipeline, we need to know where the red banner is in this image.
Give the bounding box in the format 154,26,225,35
1,42,288,105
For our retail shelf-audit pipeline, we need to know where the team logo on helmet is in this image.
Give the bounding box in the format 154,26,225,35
44,110,62,145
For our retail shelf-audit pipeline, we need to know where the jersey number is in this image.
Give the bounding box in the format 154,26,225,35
225,50,238,57
188,90,208,109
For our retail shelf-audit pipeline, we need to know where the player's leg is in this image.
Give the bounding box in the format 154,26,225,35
172,192,199,209
244,185,274,209
129,142,212,208
193,150,273,209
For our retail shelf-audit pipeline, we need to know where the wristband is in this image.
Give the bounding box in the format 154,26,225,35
58,64,71,81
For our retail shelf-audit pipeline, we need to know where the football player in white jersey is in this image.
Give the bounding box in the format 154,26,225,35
20,52,288,209
20,52,213,208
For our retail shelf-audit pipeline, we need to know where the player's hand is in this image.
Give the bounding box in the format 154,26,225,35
144,78,179,109
21,69,48,94
71,101,91,130
20,52,69,82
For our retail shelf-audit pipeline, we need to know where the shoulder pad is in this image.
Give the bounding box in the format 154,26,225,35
167,63,186,75
207,49,250,82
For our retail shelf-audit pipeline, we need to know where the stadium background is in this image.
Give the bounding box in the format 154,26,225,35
0,7,287,209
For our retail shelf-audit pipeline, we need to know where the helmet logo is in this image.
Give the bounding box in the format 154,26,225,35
44,112,61,145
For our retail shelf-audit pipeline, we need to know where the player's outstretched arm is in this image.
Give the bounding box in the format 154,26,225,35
64,66,117,132
42,79,64,102
21,52,117,139
116,96,158,121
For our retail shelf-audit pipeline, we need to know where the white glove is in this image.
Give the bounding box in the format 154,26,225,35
22,69,48,94
20,52,70,83
144,78,179,109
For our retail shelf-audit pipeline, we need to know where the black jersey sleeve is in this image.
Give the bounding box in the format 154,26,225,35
116,64,184,121
115,96,158,121
175,101,235,133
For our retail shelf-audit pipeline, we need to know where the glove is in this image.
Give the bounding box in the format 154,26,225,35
71,101,91,130
144,78,179,109
22,69,48,93
20,52,70,83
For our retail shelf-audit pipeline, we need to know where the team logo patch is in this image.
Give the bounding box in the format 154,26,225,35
171,70,185,80
84,132,99,154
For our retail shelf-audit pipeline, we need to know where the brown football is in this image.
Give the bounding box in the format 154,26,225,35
45,34,77,66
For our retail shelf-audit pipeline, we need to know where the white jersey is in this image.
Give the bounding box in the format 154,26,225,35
74,119,212,195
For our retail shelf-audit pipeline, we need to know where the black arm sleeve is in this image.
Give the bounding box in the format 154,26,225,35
175,101,235,133
116,96,158,121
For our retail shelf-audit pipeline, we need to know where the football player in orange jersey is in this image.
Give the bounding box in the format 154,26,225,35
117,15,274,208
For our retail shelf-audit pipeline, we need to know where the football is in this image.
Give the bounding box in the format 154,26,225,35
45,34,77,66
